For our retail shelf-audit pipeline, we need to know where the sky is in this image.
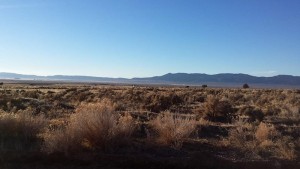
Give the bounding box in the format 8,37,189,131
0,0,300,78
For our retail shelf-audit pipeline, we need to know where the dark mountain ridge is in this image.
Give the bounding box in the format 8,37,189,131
1,72,300,86
133,73,300,86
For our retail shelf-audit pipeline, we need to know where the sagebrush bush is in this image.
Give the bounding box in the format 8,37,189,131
150,111,196,149
227,121,296,160
145,93,183,113
238,106,264,122
255,122,277,143
42,101,135,154
203,95,235,123
0,110,47,151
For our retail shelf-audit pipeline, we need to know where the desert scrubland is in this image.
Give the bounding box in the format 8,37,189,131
0,82,299,169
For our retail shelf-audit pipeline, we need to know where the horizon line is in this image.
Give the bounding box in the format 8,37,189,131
0,71,298,79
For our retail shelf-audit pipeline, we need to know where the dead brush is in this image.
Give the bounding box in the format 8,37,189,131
202,95,235,123
150,111,197,149
42,101,135,154
226,120,296,160
0,110,47,151
255,122,278,143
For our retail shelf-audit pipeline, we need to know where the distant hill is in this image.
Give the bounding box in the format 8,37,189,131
134,73,300,86
0,72,128,83
1,72,300,87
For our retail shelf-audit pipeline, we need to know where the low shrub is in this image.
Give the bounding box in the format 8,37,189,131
42,101,135,154
0,110,47,151
202,84,208,88
203,95,235,123
238,106,264,122
226,121,296,160
150,111,196,149
145,93,184,113
243,83,250,89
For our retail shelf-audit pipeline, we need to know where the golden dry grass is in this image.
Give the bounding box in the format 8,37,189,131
150,111,197,149
0,110,47,151
42,100,135,154
226,120,296,160
0,84,299,163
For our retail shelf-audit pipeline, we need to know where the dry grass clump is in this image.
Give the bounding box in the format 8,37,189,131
150,111,197,149
237,106,264,122
226,120,296,160
198,117,212,126
202,95,235,123
42,101,135,154
0,110,47,151
255,122,277,142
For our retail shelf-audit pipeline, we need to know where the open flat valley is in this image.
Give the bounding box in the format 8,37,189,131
0,81,299,169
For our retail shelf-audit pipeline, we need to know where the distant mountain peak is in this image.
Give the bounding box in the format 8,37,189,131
1,72,300,87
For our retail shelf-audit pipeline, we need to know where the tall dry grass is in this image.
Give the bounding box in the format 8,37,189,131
226,120,296,160
150,111,197,149
203,95,234,123
0,110,47,151
42,101,135,154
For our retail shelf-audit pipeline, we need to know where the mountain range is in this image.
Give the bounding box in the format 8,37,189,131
1,72,300,87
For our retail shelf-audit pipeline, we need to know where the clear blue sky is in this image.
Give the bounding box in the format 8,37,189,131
0,0,299,78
